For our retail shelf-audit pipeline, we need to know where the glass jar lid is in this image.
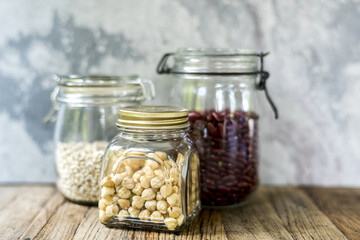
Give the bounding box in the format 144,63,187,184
54,75,155,105
156,48,278,119
172,48,258,73
117,105,189,130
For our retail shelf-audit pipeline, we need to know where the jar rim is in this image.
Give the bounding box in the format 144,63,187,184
54,74,140,88
164,48,260,74
52,75,155,106
175,48,258,57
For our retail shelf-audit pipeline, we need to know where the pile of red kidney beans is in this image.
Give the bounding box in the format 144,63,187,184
188,110,259,207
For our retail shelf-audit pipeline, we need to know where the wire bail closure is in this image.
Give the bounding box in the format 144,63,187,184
156,52,278,119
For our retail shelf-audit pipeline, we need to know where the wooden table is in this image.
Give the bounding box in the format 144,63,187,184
0,185,359,240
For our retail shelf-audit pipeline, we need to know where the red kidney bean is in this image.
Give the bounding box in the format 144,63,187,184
189,109,259,207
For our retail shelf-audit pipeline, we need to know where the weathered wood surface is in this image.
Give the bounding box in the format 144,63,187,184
0,185,358,240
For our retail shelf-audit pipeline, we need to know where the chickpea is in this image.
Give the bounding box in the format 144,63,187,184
155,151,167,161
101,187,115,201
177,214,185,226
122,177,135,189
101,176,114,187
112,158,125,173
160,184,173,198
132,196,145,209
154,169,163,177
132,170,144,183
142,188,156,200
172,186,179,194
157,200,168,214
146,153,163,169
151,176,165,189
117,187,131,199
132,183,143,195
156,191,164,201
144,168,155,178
113,195,120,203
167,193,180,207
128,207,140,218
168,206,182,218
139,209,151,221
150,211,164,223
99,209,109,223
140,175,152,188
145,200,157,211
164,160,175,169
177,153,185,166
118,209,129,221
118,199,130,210
113,172,128,186
170,168,179,184
106,204,119,216
124,165,134,176
164,218,177,230
98,198,112,210
125,158,143,170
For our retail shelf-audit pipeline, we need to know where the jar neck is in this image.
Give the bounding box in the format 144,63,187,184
118,128,189,141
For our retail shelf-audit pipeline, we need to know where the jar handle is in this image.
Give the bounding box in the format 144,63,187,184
157,53,175,74
139,79,156,101
256,53,279,119
43,86,59,123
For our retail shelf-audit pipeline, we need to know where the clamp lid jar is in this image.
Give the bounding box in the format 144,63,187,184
48,75,155,205
157,48,278,208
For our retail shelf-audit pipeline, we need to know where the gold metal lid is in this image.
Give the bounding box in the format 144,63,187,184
117,106,189,130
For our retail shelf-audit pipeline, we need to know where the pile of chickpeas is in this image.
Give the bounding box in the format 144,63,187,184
99,150,185,230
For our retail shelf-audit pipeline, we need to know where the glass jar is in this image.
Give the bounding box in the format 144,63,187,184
46,75,155,205
99,106,200,232
157,48,278,208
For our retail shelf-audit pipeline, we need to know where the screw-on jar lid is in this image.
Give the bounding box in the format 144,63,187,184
117,105,189,130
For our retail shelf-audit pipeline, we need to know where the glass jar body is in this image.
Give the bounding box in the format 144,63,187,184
55,103,133,204
170,75,259,207
99,130,201,232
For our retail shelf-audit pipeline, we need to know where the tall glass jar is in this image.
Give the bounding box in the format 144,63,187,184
157,48,278,208
47,75,155,205
99,106,200,232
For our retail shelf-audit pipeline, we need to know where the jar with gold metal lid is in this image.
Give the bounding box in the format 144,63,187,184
99,106,201,232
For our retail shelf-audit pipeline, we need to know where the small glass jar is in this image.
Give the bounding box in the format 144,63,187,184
99,106,201,232
47,75,155,205
157,48,278,208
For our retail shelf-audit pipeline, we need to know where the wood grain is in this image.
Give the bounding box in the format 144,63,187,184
303,187,360,240
0,186,55,240
221,189,294,240
20,191,65,240
0,185,359,240
264,187,347,240
32,202,89,239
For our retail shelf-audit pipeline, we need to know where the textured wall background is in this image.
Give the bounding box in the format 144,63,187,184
0,0,359,185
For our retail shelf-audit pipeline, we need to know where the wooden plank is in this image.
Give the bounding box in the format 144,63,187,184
73,188,291,240
72,207,226,240
32,201,89,240
220,187,294,240
303,187,360,240
0,185,55,240
0,186,24,211
264,187,348,240
20,191,65,240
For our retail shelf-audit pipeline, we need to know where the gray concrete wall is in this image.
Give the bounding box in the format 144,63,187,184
0,0,359,185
